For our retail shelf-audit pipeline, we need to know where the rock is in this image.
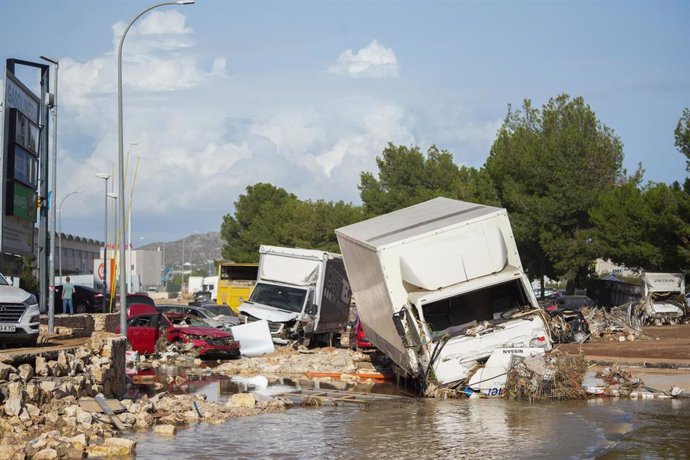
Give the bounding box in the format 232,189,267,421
127,402,142,414
626,334,635,341
618,336,626,342
35,356,49,376
0,363,16,381
40,380,58,393
154,424,177,435
3,396,23,416
33,448,59,459
76,410,93,427
25,403,41,418
104,437,136,454
227,393,256,408
7,382,23,398
17,363,34,381
66,433,88,450
0,444,24,460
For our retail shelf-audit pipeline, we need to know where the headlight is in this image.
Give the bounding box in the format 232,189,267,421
23,294,38,307
185,334,203,340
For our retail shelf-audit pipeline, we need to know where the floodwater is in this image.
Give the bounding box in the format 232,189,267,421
126,371,690,459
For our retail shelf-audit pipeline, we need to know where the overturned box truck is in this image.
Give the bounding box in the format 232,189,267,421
336,197,552,391
239,245,352,346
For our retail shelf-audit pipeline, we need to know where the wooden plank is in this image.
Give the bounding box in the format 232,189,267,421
94,394,127,432
79,397,126,413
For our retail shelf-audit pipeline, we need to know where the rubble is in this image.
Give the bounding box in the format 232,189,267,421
0,333,293,459
580,306,649,341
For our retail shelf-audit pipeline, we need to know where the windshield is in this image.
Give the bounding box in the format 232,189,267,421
249,283,308,313
168,315,212,328
203,306,233,316
0,274,8,286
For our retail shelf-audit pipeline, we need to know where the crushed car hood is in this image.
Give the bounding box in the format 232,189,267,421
239,302,300,323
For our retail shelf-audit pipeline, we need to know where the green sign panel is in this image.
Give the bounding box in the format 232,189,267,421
10,182,37,222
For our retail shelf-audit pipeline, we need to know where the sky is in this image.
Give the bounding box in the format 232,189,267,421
1,0,689,245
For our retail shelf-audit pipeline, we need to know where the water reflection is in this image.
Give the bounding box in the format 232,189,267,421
127,372,690,460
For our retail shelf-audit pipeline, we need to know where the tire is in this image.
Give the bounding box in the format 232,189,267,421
76,303,87,314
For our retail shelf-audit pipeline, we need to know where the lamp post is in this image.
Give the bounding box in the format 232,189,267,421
117,0,195,335
127,142,138,294
40,55,58,333
95,173,110,312
58,190,84,279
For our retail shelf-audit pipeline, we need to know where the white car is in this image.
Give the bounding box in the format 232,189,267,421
0,274,40,347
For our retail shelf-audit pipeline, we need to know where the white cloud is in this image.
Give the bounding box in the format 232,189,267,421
54,13,496,242
329,40,400,78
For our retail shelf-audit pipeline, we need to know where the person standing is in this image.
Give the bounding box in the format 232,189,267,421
62,276,75,314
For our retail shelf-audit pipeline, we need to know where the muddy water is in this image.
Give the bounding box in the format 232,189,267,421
127,374,690,459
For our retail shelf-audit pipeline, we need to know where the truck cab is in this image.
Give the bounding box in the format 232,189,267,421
239,245,351,346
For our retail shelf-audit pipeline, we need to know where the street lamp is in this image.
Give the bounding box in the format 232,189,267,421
95,173,110,312
117,0,195,335
58,190,84,279
40,55,58,333
127,142,138,293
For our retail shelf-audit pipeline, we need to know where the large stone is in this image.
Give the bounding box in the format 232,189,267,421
76,410,93,427
25,403,41,418
3,396,23,416
40,380,58,393
17,363,34,381
66,433,87,451
35,356,49,377
0,444,23,460
0,363,16,381
7,382,23,398
103,437,135,455
227,393,256,408
154,424,177,435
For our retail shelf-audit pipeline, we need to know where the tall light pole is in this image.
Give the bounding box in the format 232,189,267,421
127,142,138,294
95,173,110,312
40,55,58,333
117,0,195,335
58,190,83,279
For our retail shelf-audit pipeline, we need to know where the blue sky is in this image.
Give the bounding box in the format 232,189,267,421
2,0,688,245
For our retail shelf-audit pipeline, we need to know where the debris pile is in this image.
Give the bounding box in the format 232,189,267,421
0,334,293,459
213,346,378,380
581,306,648,341
504,351,588,402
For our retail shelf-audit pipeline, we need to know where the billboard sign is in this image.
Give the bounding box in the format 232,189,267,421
1,71,40,256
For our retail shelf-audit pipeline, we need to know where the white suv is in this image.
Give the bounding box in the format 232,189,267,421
0,274,40,347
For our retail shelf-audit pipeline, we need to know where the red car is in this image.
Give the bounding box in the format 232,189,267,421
349,316,374,351
118,307,240,358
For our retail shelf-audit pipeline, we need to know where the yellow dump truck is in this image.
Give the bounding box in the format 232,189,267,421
216,263,258,313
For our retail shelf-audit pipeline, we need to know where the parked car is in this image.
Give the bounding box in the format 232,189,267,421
54,284,109,314
189,291,213,306
349,316,374,351
118,306,240,358
156,304,240,330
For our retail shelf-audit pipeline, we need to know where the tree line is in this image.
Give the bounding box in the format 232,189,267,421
221,94,690,290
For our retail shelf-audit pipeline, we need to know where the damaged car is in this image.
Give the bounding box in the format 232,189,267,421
118,306,240,358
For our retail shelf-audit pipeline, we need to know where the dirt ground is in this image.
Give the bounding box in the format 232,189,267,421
558,323,690,365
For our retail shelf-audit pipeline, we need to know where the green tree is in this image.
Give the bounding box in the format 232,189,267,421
220,183,365,262
675,108,690,171
592,177,690,272
359,143,497,216
486,94,624,291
